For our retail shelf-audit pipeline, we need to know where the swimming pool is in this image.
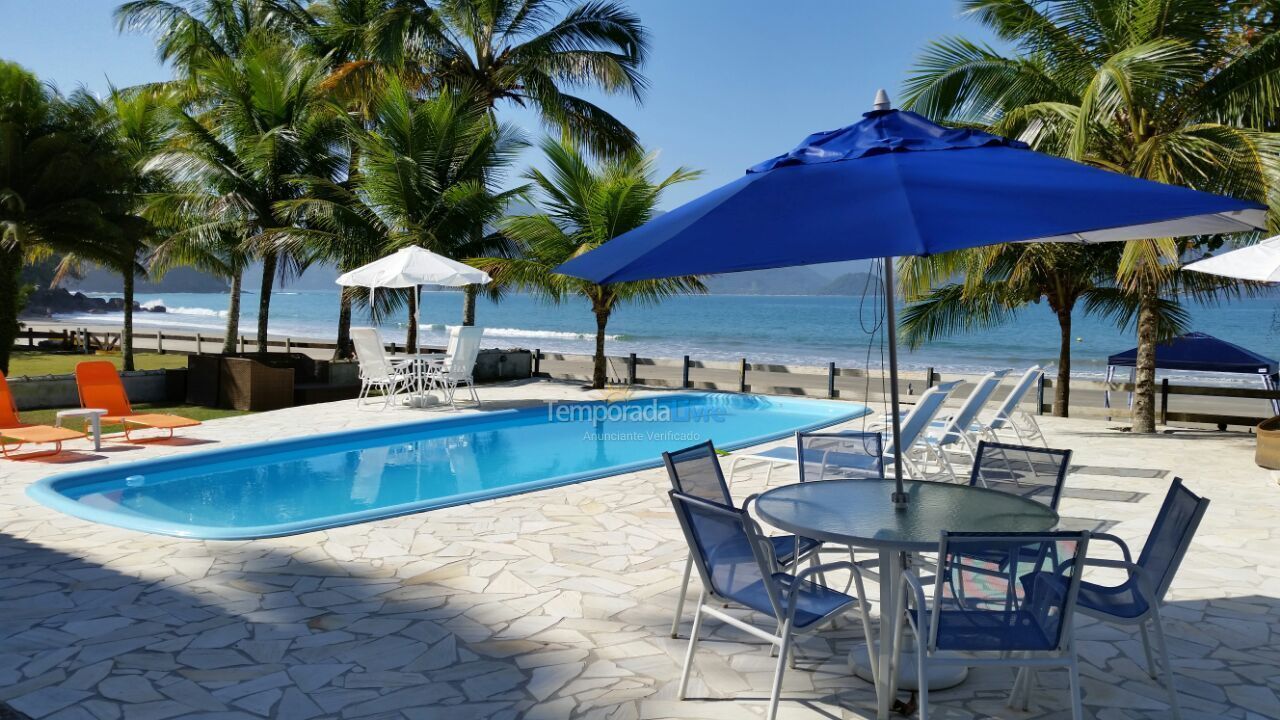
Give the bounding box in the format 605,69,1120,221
28,393,870,540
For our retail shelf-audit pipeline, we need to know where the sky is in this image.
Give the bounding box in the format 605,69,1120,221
0,0,1000,208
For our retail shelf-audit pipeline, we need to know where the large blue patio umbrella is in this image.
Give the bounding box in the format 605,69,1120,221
556,92,1267,507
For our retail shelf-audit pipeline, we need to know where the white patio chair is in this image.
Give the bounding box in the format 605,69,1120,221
426,326,483,408
351,327,415,409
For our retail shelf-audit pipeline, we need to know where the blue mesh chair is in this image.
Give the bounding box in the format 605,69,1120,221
1068,478,1209,720
795,431,884,482
902,531,1090,720
969,441,1071,510
664,441,822,638
669,490,873,720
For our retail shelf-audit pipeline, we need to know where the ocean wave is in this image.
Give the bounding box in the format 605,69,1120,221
167,306,228,318
422,324,622,341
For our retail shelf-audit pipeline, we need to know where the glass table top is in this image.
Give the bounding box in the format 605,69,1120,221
754,479,1059,551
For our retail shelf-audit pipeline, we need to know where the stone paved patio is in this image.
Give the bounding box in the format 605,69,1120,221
0,379,1277,719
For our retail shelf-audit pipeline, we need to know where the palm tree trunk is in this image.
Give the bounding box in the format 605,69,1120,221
1132,285,1159,433
406,287,419,352
1053,306,1072,417
222,269,242,354
334,288,353,360
257,253,277,353
462,284,478,326
122,268,135,372
592,306,610,390
335,139,361,361
0,248,24,374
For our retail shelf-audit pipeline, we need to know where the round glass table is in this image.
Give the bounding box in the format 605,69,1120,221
754,479,1058,720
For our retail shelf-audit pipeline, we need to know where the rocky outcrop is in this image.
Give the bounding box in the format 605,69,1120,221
21,287,167,317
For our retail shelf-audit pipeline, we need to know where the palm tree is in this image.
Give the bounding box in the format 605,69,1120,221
287,0,438,357
65,86,177,371
115,0,305,73
0,61,126,373
421,0,651,326
900,244,1119,416
902,0,1280,432
472,138,704,389
280,81,525,350
144,38,344,351
424,0,648,157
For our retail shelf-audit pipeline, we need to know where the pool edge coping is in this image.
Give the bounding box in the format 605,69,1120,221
27,392,872,541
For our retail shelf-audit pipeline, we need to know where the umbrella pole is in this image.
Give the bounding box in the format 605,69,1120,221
883,257,908,509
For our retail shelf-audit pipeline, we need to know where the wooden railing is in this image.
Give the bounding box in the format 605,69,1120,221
19,327,1275,428
533,349,1278,428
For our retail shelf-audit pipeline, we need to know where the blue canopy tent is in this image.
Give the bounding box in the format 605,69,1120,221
556,91,1267,510
1104,332,1280,416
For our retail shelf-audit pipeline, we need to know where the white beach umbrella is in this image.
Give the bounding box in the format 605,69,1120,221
1183,235,1280,283
336,246,491,350
336,246,492,289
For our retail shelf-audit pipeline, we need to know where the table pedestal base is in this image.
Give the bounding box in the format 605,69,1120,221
407,395,442,408
848,642,968,691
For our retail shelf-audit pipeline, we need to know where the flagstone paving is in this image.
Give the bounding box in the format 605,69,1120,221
0,379,1277,719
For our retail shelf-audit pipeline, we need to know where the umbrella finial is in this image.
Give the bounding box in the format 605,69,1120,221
873,89,891,111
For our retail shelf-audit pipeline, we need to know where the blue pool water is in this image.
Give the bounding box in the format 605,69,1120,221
28,393,869,540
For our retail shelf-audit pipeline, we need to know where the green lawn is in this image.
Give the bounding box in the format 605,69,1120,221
7,351,190,377
18,403,248,426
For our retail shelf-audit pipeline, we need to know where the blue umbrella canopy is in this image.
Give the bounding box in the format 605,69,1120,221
555,95,1267,506
557,104,1265,283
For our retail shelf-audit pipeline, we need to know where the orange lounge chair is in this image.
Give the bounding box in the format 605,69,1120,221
75,361,201,442
0,370,86,458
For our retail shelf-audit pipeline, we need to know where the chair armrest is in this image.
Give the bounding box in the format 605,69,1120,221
1082,555,1158,600
901,572,930,638
1083,557,1138,571
902,571,929,612
794,560,856,585
1088,532,1136,565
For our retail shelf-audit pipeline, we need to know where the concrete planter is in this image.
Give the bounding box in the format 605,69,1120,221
475,349,532,383
8,369,185,411
1258,415,1280,470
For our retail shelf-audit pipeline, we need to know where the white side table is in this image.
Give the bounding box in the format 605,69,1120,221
56,408,107,451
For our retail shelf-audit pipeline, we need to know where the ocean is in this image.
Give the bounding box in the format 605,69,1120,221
64,289,1280,383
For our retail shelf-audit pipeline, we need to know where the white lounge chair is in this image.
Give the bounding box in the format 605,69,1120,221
426,326,483,408
921,369,1010,479
972,365,1047,447
351,327,416,409
727,382,960,485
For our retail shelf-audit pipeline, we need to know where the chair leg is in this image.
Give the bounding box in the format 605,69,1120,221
726,455,743,484
671,555,693,638
1150,610,1183,720
1067,654,1084,720
850,569,877,688
916,628,929,720
1138,619,1158,679
677,594,705,700
767,619,793,720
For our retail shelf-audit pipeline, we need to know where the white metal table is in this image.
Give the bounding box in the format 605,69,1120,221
390,353,446,407
56,408,108,451
754,478,1058,720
